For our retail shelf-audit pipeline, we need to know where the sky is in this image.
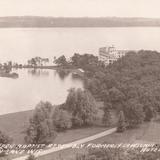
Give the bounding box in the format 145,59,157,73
0,0,160,18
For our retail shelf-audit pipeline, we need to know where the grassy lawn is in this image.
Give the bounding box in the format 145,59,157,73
91,118,160,144
0,101,118,160
37,120,160,160
3,106,160,160
90,122,151,144
0,110,33,143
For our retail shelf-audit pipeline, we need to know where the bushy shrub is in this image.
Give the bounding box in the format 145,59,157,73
52,108,72,131
124,99,145,128
65,88,97,127
24,101,56,144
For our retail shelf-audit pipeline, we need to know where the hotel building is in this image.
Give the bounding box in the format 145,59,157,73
99,45,131,66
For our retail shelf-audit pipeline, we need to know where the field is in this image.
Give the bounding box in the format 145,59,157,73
0,110,33,143
37,119,160,160
2,104,160,160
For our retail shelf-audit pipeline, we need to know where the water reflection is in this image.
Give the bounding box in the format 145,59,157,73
56,69,70,80
28,69,49,77
27,68,71,80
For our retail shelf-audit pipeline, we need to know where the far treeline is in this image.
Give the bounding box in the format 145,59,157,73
1,17,160,27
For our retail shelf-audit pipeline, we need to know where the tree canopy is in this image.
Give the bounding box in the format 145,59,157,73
85,50,160,128
24,101,56,144
64,88,97,127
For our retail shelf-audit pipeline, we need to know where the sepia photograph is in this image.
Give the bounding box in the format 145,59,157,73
1,0,160,159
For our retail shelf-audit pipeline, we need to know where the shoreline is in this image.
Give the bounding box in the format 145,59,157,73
13,65,76,71
0,72,19,78
0,109,33,117
12,65,85,78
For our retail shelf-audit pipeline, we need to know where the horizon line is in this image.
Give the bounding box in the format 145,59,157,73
0,16,160,19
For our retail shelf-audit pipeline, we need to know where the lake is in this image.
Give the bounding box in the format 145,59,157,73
0,27,160,114
0,27,160,63
0,69,83,115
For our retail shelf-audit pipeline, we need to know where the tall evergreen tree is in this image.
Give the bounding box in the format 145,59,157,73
117,110,126,132
102,102,112,127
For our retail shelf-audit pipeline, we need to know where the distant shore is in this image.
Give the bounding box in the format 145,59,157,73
13,65,85,78
1,17,160,27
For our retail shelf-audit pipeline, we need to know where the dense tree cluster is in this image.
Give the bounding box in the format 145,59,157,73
54,55,68,66
25,88,97,143
71,53,105,77
55,53,105,77
27,57,49,67
85,50,160,129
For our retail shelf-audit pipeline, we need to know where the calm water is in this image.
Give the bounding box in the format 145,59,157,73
0,27,160,63
0,69,83,115
0,27,160,114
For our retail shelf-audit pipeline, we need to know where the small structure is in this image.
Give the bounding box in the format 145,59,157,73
99,45,132,66
72,68,85,78
78,68,85,73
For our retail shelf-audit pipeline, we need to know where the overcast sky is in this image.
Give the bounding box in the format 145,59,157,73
0,0,159,18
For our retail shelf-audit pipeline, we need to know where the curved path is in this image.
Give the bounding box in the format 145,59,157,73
13,127,116,160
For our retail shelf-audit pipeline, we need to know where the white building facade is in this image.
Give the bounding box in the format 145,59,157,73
99,45,131,66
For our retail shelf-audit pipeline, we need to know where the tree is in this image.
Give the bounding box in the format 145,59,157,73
34,57,42,66
144,105,154,121
30,58,37,67
24,101,56,144
65,88,97,127
3,63,11,73
108,87,125,110
109,87,125,104
27,60,32,66
54,55,67,66
102,103,112,127
117,110,126,132
84,50,160,130
52,108,72,131
124,99,145,128
41,58,49,66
